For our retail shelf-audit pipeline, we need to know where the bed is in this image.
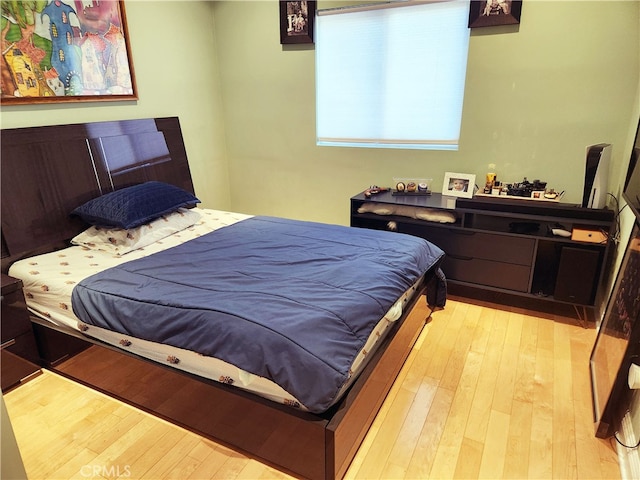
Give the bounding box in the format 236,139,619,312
1,117,446,479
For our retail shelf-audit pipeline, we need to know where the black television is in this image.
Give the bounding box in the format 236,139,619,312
623,120,640,218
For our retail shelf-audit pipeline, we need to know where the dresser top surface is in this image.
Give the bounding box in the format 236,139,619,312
352,190,614,222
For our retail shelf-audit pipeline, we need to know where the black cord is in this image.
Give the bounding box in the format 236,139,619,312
613,430,640,449
608,192,621,241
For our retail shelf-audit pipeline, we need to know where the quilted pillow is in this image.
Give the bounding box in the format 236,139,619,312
71,208,201,255
71,181,200,229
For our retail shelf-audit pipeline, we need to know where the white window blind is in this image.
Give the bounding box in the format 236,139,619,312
316,1,470,150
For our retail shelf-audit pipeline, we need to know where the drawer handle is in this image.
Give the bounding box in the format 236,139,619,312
1,339,16,350
448,254,474,261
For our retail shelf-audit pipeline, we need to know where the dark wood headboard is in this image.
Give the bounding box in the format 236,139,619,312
1,117,194,271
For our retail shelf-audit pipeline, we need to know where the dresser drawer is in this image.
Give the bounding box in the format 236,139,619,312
442,256,531,293
401,225,536,266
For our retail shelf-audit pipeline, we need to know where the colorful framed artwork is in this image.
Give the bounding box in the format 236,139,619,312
442,172,476,198
280,1,316,45
469,0,522,28
1,0,137,105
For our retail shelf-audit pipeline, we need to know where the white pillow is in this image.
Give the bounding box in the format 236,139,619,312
71,208,201,255
357,203,456,223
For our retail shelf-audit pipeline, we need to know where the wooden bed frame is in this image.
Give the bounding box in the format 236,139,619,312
1,117,438,479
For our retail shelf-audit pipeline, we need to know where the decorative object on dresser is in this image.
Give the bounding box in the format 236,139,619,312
442,172,476,198
1,274,41,392
392,178,433,196
352,189,615,320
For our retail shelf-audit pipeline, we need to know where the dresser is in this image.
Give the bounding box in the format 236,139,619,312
1,274,41,391
351,191,615,313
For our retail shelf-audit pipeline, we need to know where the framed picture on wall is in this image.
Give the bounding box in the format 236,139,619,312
280,1,316,45
468,0,522,28
0,0,137,105
442,172,476,198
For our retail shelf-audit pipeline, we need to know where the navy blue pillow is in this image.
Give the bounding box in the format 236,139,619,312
72,181,200,229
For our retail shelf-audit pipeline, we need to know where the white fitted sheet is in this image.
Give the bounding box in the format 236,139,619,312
9,208,423,411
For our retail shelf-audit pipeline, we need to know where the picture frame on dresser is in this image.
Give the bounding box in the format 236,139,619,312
0,0,137,105
442,172,475,198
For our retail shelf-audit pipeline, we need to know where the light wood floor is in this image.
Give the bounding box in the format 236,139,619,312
4,296,622,480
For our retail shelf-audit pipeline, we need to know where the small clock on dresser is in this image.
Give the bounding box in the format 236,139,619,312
1,273,41,391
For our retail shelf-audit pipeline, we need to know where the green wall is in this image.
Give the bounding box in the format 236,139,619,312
1,1,638,228
213,0,639,225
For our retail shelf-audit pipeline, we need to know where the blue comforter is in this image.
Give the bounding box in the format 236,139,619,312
72,216,444,412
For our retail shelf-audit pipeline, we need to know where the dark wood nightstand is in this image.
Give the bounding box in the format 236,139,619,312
2,273,41,391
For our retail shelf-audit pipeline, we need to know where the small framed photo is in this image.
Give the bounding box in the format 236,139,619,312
469,0,522,29
280,1,316,45
443,172,476,199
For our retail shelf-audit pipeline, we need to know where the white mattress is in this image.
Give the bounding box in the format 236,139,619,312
9,208,423,411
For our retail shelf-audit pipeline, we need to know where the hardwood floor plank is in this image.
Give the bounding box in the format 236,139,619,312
440,303,479,391
553,322,578,479
384,380,438,474
403,313,448,391
478,409,510,479
355,386,415,479
509,313,539,410
405,385,455,480
453,437,483,479
428,300,469,381
186,446,233,480
503,399,533,479
469,301,496,355
528,329,555,479
465,324,503,443
429,350,483,479
141,433,201,479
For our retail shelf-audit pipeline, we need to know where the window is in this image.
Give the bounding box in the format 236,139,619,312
315,1,470,150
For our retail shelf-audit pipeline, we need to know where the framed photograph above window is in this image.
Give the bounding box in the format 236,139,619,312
469,0,522,28
280,1,316,44
443,172,476,198
1,0,137,105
